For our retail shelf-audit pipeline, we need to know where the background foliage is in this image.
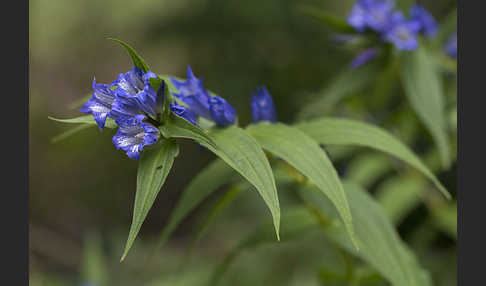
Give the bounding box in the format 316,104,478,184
30,0,457,285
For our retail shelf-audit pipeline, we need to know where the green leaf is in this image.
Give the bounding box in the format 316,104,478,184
400,46,450,168
51,124,93,143
121,139,179,261
346,153,394,188
201,126,281,240
158,114,217,149
152,159,237,253
298,5,356,33
300,182,432,286
108,38,150,73
246,122,357,249
429,201,457,239
296,64,378,120
297,118,450,199
375,175,426,224
48,115,117,129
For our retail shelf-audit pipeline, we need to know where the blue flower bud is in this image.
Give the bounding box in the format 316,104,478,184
209,96,237,127
170,103,198,126
444,32,457,59
350,48,378,69
250,86,277,123
170,66,212,119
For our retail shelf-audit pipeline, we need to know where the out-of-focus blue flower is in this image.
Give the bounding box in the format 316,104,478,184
80,79,117,130
250,86,277,123
444,32,457,58
348,0,394,33
209,96,237,127
409,4,438,37
112,114,160,160
383,11,421,51
170,66,212,119
113,68,164,119
350,48,378,69
170,103,198,126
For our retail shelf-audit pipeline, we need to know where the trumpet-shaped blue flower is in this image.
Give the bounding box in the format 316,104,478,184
209,96,237,127
350,48,378,69
170,66,212,119
80,79,117,130
112,68,164,120
444,32,457,58
112,115,160,160
170,103,198,126
383,11,421,51
348,0,394,33
251,86,277,123
409,4,438,37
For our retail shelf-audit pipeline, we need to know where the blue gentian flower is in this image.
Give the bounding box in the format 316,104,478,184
348,0,394,33
112,114,160,160
170,66,212,119
350,48,378,69
250,86,277,123
409,4,438,38
112,68,164,120
170,103,198,126
80,79,117,130
209,96,237,127
383,11,421,51
444,32,457,59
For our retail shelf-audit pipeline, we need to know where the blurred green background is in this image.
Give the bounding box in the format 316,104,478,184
30,0,457,285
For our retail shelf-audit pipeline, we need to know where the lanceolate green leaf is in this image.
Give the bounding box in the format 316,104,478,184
161,120,281,240
48,115,117,129
375,175,426,224
152,159,237,252
296,64,378,120
246,122,357,249
201,126,281,240
51,124,93,143
121,139,179,261
300,182,432,286
158,114,217,149
400,46,450,168
108,38,150,73
297,118,450,199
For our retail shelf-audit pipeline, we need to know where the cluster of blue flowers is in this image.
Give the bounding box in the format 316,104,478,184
81,65,277,159
81,67,164,159
347,0,438,68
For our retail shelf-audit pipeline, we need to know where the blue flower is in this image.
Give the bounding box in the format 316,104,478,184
80,79,117,130
250,86,277,123
348,0,394,33
170,66,212,119
444,32,457,59
350,48,378,69
209,96,237,127
409,4,438,38
112,67,164,120
170,103,198,126
112,114,160,160
383,11,421,51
